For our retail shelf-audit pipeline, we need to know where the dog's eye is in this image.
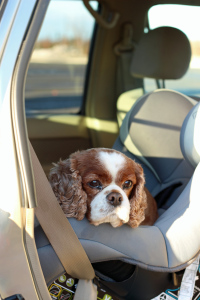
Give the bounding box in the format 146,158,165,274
123,180,133,189
88,180,102,190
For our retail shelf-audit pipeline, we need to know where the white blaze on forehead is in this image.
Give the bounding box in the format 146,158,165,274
98,151,125,181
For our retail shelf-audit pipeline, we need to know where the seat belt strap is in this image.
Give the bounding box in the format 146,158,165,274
30,144,97,298
114,23,143,98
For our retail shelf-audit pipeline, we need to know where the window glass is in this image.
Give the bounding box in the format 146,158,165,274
25,0,97,117
145,4,200,97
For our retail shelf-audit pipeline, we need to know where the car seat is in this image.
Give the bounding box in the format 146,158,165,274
115,26,194,209
34,27,200,299
34,90,200,299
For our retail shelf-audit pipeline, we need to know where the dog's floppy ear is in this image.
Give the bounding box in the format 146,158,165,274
128,162,147,228
48,156,87,220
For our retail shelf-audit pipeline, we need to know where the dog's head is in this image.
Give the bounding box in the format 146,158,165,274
49,148,147,228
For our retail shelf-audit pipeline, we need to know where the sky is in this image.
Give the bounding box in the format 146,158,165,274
38,1,97,41
149,4,200,41
38,2,200,42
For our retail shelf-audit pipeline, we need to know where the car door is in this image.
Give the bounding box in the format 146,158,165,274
0,0,53,299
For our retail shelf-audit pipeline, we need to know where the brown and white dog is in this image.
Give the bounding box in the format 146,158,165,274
49,148,158,228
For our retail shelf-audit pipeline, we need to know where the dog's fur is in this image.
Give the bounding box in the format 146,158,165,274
49,148,158,228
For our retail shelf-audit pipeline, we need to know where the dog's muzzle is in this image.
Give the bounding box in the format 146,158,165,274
106,192,123,207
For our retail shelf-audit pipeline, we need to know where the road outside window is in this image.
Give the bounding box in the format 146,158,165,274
25,0,97,117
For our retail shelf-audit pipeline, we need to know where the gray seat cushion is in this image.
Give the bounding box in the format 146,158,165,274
36,162,200,278
69,164,200,270
118,90,195,205
35,90,200,285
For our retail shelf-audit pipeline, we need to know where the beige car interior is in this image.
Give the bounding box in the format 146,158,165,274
33,20,200,300
2,0,200,299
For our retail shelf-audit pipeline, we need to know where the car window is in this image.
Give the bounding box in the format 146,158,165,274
145,4,200,97
25,0,97,117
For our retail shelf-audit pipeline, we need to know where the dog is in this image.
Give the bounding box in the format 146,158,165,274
49,148,158,228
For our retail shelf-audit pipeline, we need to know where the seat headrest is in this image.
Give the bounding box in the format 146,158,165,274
131,26,191,80
180,102,200,168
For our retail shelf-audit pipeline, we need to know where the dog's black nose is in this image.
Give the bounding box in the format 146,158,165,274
106,192,123,207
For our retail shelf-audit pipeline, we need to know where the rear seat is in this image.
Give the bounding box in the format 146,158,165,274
117,26,191,126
